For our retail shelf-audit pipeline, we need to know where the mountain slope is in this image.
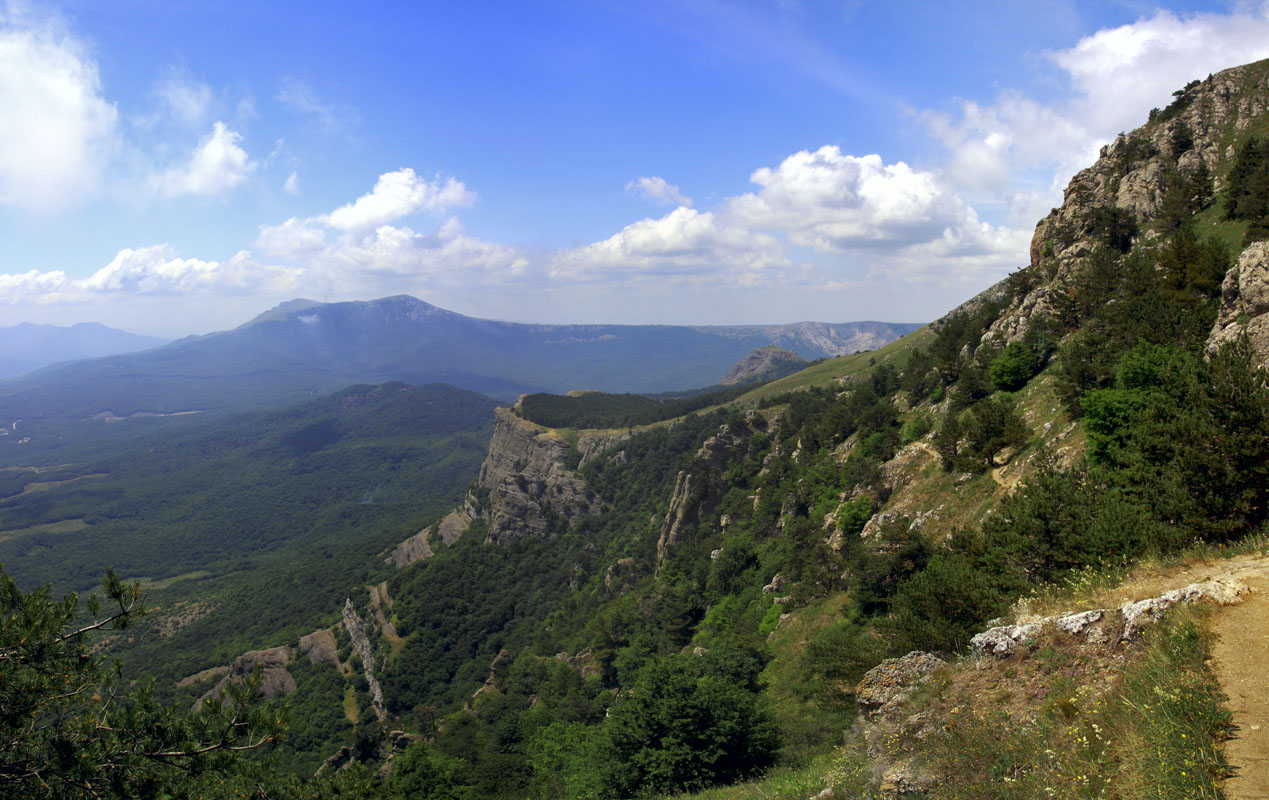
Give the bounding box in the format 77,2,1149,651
0,296,919,423
283,59,1269,798
0,322,167,378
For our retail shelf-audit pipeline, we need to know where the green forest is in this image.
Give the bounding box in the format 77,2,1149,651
8,65,1269,800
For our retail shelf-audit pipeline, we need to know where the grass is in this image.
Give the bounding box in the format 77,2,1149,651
343,684,359,724
133,570,212,590
914,607,1231,800
737,327,934,405
1017,528,1269,619
13,472,107,496
0,517,88,541
657,751,838,800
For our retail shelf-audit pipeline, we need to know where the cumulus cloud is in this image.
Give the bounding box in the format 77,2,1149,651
283,171,300,195
327,219,529,284
0,243,301,304
252,170,524,295
255,217,327,260
153,121,256,197
323,168,475,232
0,11,118,211
625,176,692,207
726,146,978,250
558,145,1025,287
924,8,1269,223
551,206,789,285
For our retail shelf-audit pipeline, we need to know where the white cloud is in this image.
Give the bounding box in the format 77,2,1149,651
255,217,327,260
283,171,300,195
924,8,1269,224
726,146,975,250
153,121,256,197
276,77,359,136
625,176,692,207
252,171,524,295
154,72,212,126
557,145,1026,288
0,243,300,304
327,219,529,285
323,168,475,231
550,206,790,285
0,12,118,211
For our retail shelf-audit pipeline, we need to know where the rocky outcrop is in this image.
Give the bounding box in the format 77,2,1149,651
852,652,946,799
471,649,514,703
395,408,628,553
1208,241,1269,362
855,651,946,720
476,408,622,543
978,63,1269,346
720,344,808,385
657,417,756,565
343,599,386,722
298,628,340,667
971,577,1248,658
193,646,296,710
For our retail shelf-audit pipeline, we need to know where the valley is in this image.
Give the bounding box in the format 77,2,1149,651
7,41,1269,800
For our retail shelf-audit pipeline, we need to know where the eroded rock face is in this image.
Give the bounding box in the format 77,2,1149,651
298,628,339,666
656,421,753,565
343,599,386,722
972,65,1269,347
194,646,295,710
855,651,946,720
479,409,609,543
387,408,628,562
1208,241,1269,362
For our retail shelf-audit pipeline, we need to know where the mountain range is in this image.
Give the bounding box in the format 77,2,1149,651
0,296,919,422
0,322,167,379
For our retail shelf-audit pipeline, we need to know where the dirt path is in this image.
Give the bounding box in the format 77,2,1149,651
911,439,1019,490
1210,555,1269,799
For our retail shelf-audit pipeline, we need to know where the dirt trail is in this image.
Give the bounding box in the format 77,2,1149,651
1211,554,1269,800
910,439,1017,489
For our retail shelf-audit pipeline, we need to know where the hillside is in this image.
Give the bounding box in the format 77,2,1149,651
0,295,919,425
260,59,1269,797
10,60,1269,800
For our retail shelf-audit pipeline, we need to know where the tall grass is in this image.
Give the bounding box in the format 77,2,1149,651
923,608,1231,799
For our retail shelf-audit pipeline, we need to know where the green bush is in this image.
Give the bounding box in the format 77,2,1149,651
604,653,779,796
989,342,1038,391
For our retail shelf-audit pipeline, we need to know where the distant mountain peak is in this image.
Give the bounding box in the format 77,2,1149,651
240,298,326,327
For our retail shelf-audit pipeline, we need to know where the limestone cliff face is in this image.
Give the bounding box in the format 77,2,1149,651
475,408,601,544
390,407,629,562
1208,241,1269,360
983,62,1269,345
657,410,780,565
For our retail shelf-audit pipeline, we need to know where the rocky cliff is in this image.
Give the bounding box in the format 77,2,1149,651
390,406,629,565
979,61,1269,346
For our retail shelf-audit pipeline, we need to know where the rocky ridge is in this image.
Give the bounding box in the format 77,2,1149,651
657,409,780,566
975,62,1269,349
390,406,629,564
720,344,809,385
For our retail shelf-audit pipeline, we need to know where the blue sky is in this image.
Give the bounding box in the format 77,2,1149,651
2,0,1268,337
